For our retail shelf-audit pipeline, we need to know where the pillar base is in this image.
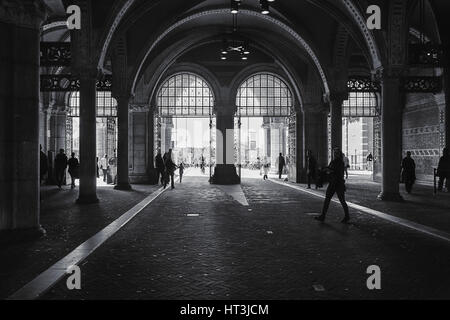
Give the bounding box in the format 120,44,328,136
0,226,46,244
377,192,404,202
211,165,240,185
114,183,132,191
76,195,99,204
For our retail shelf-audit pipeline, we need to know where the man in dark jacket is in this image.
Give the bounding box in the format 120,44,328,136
155,151,165,186
278,153,286,179
40,144,48,184
315,148,350,223
437,147,450,192
54,149,68,189
401,151,416,194
306,150,317,189
67,152,79,189
164,149,177,189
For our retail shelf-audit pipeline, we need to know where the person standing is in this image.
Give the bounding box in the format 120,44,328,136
155,151,165,186
165,149,176,189
96,157,100,178
277,153,286,179
179,162,185,183
100,154,108,182
40,144,48,185
54,149,68,189
366,152,373,171
437,147,450,192
262,157,270,180
343,153,350,179
67,152,79,189
315,148,350,223
306,150,317,189
401,151,416,194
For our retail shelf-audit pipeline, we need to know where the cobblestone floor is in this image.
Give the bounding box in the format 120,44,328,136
0,184,159,299
40,176,450,300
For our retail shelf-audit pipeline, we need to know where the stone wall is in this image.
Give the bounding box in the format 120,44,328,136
402,92,446,182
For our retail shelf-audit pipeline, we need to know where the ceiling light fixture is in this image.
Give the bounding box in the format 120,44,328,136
260,0,270,15
231,0,239,14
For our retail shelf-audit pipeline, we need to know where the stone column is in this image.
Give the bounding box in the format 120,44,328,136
378,73,404,201
211,109,240,185
0,0,47,237
444,67,450,147
114,96,132,190
71,0,98,203
48,109,67,153
330,93,346,151
270,119,285,170
304,108,329,168
76,73,98,203
262,118,271,159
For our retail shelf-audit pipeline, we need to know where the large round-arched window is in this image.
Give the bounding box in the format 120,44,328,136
157,73,214,117
236,73,293,117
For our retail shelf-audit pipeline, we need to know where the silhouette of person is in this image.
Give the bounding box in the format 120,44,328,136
278,153,286,179
179,162,184,183
54,149,68,189
100,154,108,182
401,151,416,194
306,150,317,189
262,156,270,180
165,149,176,189
437,147,450,192
315,148,350,223
343,153,350,179
155,151,165,186
67,152,79,189
40,144,48,184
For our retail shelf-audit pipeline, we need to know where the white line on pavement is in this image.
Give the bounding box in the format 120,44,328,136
270,179,450,244
8,181,178,300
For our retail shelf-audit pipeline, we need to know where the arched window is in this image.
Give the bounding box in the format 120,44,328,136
68,91,118,117
342,92,378,117
157,73,214,117
236,73,293,117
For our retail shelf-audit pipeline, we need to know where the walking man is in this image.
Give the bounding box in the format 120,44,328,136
278,153,286,179
315,148,350,223
437,147,450,192
67,152,79,189
306,150,317,189
40,144,48,185
165,149,176,189
343,153,350,179
179,162,185,183
54,149,68,189
100,154,108,182
401,151,416,194
155,151,165,186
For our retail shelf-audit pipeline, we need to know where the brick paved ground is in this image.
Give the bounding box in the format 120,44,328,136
299,173,450,233
41,176,450,300
0,184,159,299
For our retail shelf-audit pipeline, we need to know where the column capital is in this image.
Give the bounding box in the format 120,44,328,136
72,67,101,81
129,104,150,112
328,92,348,105
374,66,407,81
0,0,47,29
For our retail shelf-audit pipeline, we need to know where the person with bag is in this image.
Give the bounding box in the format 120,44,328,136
67,152,79,189
315,148,350,223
